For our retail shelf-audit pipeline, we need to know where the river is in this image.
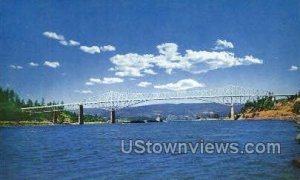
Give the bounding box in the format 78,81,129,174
0,120,299,179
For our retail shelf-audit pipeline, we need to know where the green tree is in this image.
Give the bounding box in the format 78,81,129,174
293,101,300,114
41,98,45,106
27,99,33,107
34,100,39,106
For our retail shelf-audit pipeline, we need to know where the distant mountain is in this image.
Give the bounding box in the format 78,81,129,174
84,103,243,120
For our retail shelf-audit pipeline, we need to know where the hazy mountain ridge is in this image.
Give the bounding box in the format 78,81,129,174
84,103,243,119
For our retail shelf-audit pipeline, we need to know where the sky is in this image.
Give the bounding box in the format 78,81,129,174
0,0,299,103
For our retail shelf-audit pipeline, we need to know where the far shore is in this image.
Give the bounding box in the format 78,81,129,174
1,116,300,127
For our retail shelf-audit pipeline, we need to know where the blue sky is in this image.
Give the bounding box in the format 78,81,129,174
0,0,299,103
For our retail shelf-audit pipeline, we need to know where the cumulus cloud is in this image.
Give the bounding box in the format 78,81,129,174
157,43,179,56
74,90,93,94
89,78,102,84
85,77,124,85
59,40,68,46
213,39,234,50
44,61,60,68
109,42,262,77
137,81,152,87
184,51,263,73
144,69,157,75
43,31,81,47
289,65,298,71
43,31,116,54
80,45,116,54
29,62,39,67
102,77,124,84
108,67,115,71
154,79,205,91
43,31,65,41
9,65,23,69
85,82,95,86
100,45,116,52
80,46,100,54
111,53,154,77
69,40,80,46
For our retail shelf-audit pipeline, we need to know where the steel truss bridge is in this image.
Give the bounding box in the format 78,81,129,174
21,85,291,124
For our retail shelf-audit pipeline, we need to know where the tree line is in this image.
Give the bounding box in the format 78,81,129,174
0,87,104,123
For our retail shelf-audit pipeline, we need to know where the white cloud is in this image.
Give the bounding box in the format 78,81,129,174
59,40,68,46
154,79,205,91
109,42,262,77
110,53,154,77
9,65,23,69
100,45,116,52
44,61,60,68
80,45,116,54
86,77,124,85
241,55,263,64
85,82,95,86
43,31,115,54
69,40,80,46
144,69,157,75
137,81,152,87
43,31,82,47
89,78,102,84
157,43,179,56
115,67,144,77
213,39,234,50
43,31,65,41
289,65,298,71
74,90,93,94
29,62,39,67
185,50,263,73
102,77,124,84
80,46,100,54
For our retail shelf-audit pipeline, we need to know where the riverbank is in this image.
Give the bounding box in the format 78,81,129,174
2,116,298,127
240,96,300,123
0,120,107,127
239,115,300,122
0,120,53,127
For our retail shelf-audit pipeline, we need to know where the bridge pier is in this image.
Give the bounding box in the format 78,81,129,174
111,109,116,123
230,105,235,120
230,97,235,120
78,104,84,125
52,111,58,124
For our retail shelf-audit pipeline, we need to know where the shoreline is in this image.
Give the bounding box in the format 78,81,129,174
0,120,107,127
1,117,299,127
240,115,300,122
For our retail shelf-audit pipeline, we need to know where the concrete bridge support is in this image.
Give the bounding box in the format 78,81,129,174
230,105,235,120
230,97,235,120
52,111,58,124
111,109,116,123
78,104,84,125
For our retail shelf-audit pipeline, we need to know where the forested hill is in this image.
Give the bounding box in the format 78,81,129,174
0,87,103,124
0,87,62,121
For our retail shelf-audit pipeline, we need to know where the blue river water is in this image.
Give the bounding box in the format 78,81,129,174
0,120,299,179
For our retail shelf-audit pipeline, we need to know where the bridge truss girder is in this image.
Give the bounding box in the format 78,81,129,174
21,85,272,113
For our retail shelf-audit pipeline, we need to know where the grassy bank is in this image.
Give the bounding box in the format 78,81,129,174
0,120,53,127
240,95,300,122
